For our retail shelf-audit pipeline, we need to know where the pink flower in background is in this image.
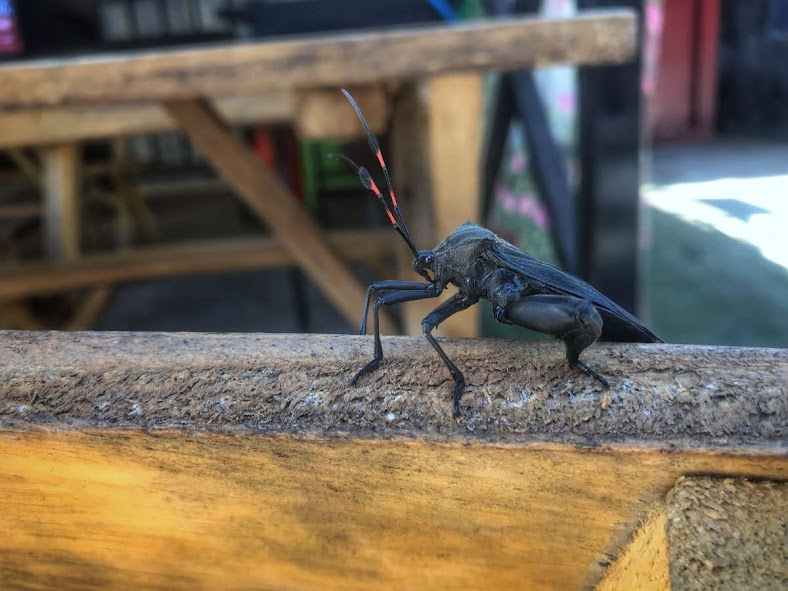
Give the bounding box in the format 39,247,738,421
517,193,550,229
496,186,518,213
496,186,550,229
557,91,575,114
509,152,527,174
531,204,549,229
646,2,664,36
517,193,537,216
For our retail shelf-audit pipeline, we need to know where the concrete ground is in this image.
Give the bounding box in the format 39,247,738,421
644,140,788,347
96,140,787,349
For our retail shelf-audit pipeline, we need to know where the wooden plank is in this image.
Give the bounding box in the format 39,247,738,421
40,144,80,261
65,286,114,331
0,230,397,299
295,86,388,139
0,333,784,448
0,11,637,109
162,98,395,332
0,88,391,148
424,74,484,337
0,334,785,589
0,93,294,148
595,511,670,591
390,77,483,336
599,477,788,591
0,432,785,591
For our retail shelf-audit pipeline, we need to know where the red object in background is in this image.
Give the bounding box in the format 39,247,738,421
651,0,720,142
0,0,24,55
252,126,304,203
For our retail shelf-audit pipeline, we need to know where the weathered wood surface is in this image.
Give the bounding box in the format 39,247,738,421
0,230,397,299
0,332,784,447
595,477,788,591
0,11,636,110
666,477,788,591
0,93,293,148
0,333,785,590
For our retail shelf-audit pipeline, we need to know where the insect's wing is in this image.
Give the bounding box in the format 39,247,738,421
485,239,662,343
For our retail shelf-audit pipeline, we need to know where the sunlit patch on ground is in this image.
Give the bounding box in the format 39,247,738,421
644,174,788,270
643,142,788,347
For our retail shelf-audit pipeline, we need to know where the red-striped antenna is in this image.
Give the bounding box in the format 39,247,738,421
339,89,419,257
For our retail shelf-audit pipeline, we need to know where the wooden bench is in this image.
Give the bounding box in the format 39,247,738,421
0,11,637,335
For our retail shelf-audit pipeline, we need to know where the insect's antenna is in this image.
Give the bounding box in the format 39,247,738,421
341,89,417,251
329,153,418,258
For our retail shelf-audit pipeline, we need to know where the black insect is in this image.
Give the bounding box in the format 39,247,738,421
337,89,662,416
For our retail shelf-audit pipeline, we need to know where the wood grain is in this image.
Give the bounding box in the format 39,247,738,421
295,86,388,139
666,477,788,590
0,11,637,109
162,99,395,332
595,511,670,591
40,144,80,261
0,230,397,298
0,432,785,591
0,332,784,449
0,93,293,148
423,74,484,337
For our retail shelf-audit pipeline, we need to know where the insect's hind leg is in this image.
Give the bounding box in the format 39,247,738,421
498,294,608,387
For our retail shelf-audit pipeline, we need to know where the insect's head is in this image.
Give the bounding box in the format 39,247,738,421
412,251,434,281
333,89,431,280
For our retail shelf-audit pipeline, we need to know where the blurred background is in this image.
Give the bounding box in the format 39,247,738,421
0,0,785,347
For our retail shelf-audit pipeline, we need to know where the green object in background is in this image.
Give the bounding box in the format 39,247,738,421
300,140,363,212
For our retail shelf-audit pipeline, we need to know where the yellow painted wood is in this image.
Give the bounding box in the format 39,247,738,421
595,511,670,591
1,431,785,590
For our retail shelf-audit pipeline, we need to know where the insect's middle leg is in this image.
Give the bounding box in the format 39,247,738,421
359,281,433,335
351,285,443,385
498,294,608,387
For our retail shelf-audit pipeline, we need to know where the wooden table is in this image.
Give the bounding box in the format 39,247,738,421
0,10,637,335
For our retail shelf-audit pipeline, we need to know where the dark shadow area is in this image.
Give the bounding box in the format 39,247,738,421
647,207,788,347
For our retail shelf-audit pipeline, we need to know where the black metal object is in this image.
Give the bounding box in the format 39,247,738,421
509,71,578,275
483,0,578,275
577,0,643,313
218,0,448,38
717,0,788,136
482,0,643,313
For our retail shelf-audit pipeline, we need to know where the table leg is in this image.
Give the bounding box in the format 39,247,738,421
162,98,395,333
392,75,483,337
40,144,80,261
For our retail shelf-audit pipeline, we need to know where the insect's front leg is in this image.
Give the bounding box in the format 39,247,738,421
499,294,609,387
351,285,443,385
421,293,478,416
359,281,433,335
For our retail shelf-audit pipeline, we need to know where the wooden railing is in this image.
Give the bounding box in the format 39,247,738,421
0,332,785,589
